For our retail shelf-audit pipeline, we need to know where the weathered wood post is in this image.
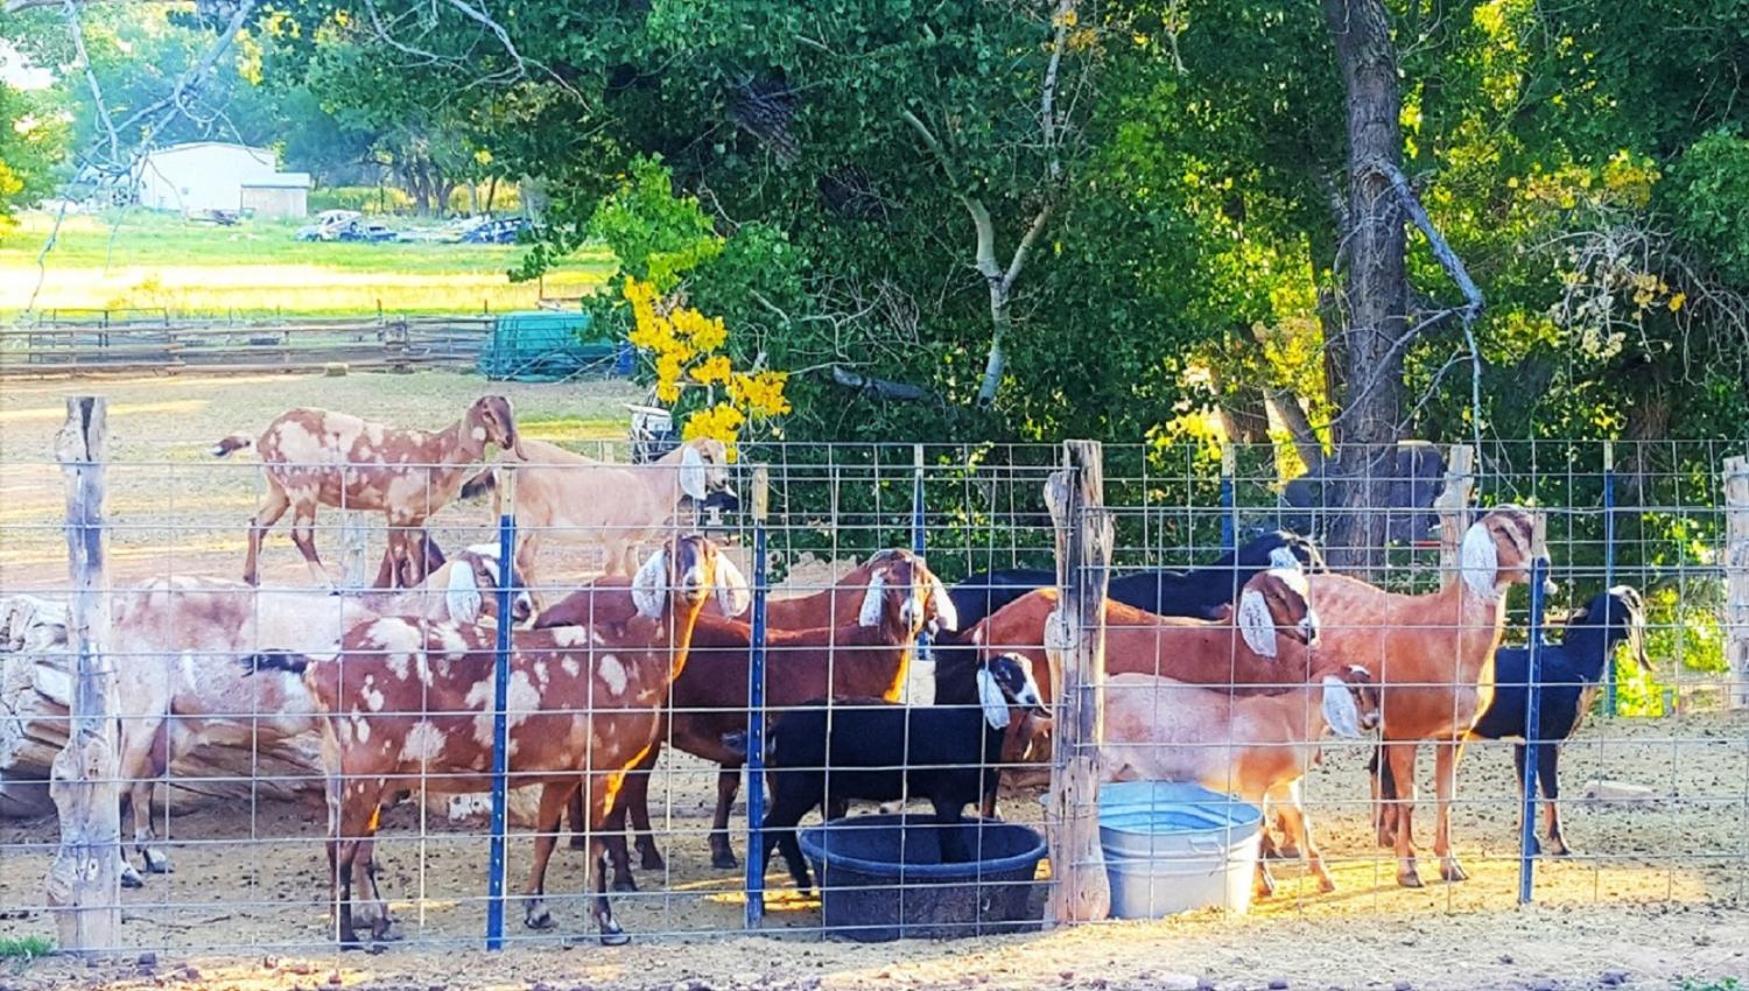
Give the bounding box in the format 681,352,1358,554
1722,456,1749,710
44,396,123,954
1043,439,1113,924
339,513,369,589
1437,444,1477,577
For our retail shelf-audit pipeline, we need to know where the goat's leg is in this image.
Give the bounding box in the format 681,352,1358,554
602,797,637,893
931,800,969,864
289,502,335,590
584,778,629,946
627,744,664,871
1370,746,1398,847
1433,738,1468,882
1513,744,1541,856
1275,781,1333,894
523,782,576,930
243,483,291,586
567,788,587,850
1538,743,1570,856
116,716,167,886
709,764,741,869
335,790,387,948
515,533,545,608
1386,741,1422,887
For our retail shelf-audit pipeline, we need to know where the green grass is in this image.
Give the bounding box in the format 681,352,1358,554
0,936,54,962
0,209,616,318
1682,980,1743,991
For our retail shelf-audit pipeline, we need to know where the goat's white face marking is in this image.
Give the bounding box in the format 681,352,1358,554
472,426,487,442
716,557,752,617
632,549,668,619
1237,588,1277,658
858,572,888,628
1269,546,1301,570
1320,675,1364,739
1460,520,1500,599
599,655,628,696
976,668,1010,731
679,446,708,500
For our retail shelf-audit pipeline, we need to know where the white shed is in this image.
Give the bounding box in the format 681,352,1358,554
134,142,310,217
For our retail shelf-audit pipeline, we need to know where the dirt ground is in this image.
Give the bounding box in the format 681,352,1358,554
2,370,1748,990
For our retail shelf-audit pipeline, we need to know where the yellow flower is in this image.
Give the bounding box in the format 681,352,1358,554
690,355,732,384
1669,292,1686,313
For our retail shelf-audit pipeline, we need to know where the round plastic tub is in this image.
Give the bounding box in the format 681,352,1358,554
797,814,1047,942
1098,781,1263,918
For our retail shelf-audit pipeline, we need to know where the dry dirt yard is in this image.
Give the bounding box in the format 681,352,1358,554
2,369,1747,991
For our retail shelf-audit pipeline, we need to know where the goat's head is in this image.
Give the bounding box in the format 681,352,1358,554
676,439,735,502
467,395,526,460
1459,505,1553,600
1320,664,1382,738
1235,568,1317,658
1572,584,1650,675
858,549,958,639
444,544,536,626
632,533,750,621
1241,529,1324,573
977,652,1051,730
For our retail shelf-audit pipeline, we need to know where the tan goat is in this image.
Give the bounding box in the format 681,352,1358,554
213,396,524,588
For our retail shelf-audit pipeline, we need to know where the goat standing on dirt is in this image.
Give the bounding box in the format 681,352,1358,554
213,395,524,589
461,437,734,595
1306,506,1549,888
109,544,533,888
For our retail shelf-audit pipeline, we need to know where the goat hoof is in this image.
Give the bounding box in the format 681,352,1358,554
1270,843,1301,862
639,851,666,872
568,836,588,851
711,851,739,870
1397,869,1424,889
1317,875,1337,895
599,923,629,947
1546,837,1572,858
143,852,173,875
524,905,556,931
120,866,145,890
1440,859,1468,883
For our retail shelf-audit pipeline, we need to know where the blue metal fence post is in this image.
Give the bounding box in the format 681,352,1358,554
912,444,927,557
486,470,518,949
1602,442,1619,716
744,466,772,928
1518,548,1551,905
1219,444,1237,555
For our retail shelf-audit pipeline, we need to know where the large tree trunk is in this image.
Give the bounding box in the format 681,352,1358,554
1321,0,1409,573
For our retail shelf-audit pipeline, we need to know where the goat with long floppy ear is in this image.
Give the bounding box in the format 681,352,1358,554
715,557,752,617
679,446,709,500
1237,586,1278,657
858,572,889,627
1459,520,1502,599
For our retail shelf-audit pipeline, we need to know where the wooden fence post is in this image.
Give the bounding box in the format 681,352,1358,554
44,396,122,954
1044,439,1112,924
1723,457,1749,710
1437,445,1477,578
340,512,369,589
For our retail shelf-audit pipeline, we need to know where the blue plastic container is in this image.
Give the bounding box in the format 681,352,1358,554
798,814,1047,942
1098,781,1263,918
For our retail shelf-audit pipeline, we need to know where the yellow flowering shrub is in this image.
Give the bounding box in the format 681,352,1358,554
622,275,791,458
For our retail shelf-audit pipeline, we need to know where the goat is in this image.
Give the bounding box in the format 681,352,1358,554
702,547,956,630
534,549,954,888
213,396,524,589
461,437,734,594
1102,665,1381,897
108,543,533,888
1401,585,1646,857
947,529,1320,631
754,652,1049,894
1303,506,1549,888
243,533,747,947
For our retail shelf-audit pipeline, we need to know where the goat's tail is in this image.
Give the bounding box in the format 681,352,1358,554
240,650,310,677
211,433,254,458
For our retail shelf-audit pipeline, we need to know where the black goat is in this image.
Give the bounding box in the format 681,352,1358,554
945,528,1319,631
1376,586,1648,856
753,653,1048,894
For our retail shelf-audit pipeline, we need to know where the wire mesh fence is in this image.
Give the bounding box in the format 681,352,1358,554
1,427,1746,958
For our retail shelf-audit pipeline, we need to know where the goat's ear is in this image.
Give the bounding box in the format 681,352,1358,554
1460,521,1500,598
927,573,959,632
1237,588,1277,658
1320,675,1364,739
1269,546,1301,570
679,446,708,500
445,565,483,624
632,549,668,619
976,667,1010,731
714,556,752,617
858,571,887,627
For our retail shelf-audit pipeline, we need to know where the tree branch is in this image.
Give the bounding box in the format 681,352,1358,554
827,365,938,403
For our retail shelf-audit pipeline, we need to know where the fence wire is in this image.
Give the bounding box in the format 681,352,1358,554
0,436,1745,957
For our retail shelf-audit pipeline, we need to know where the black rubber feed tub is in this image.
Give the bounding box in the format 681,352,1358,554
797,814,1047,942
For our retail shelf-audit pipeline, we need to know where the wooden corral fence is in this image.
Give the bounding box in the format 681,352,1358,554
0,314,494,377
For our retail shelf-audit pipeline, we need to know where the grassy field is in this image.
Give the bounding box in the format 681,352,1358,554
0,209,616,318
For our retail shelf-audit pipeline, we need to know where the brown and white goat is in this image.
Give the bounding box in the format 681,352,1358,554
109,545,533,887
244,533,745,947
534,549,955,888
1102,665,1381,896
1304,505,1548,888
213,396,524,588
463,437,733,594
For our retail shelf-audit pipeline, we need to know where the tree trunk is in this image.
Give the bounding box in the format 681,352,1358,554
1321,0,1409,573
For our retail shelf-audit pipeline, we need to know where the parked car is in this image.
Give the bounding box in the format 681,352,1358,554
337,221,398,243
461,216,530,244
294,210,362,241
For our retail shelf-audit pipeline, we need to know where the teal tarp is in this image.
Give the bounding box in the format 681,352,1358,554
476,310,628,382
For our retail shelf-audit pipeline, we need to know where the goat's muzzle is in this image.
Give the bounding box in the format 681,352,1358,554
1536,556,1558,597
